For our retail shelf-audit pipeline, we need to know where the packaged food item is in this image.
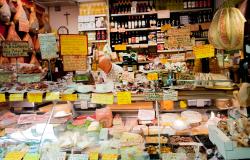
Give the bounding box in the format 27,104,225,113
96,107,113,128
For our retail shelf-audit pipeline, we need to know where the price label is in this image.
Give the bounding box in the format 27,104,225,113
9,94,24,102
4,151,26,160
114,44,126,51
91,93,114,104
193,44,215,59
102,154,118,160
163,89,178,101
0,94,6,102
78,94,91,101
89,152,98,160
45,92,60,101
117,91,131,105
147,72,158,81
27,93,43,103
23,153,40,160
61,94,78,101
145,92,162,101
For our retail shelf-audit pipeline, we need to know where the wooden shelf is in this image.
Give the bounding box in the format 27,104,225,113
157,49,191,53
111,11,157,17
170,8,212,13
79,28,107,31
88,40,107,43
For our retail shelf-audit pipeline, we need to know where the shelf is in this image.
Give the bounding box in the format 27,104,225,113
160,106,235,113
88,40,107,43
170,8,212,13
112,44,157,48
110,27,161,33
111,11,157,17
157,49,192,53
79,28,107,31
157,41,165,44
115,61,153,65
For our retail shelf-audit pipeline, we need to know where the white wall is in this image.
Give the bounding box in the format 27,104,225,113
48,5,79,34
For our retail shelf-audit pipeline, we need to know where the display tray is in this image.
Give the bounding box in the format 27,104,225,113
208,125,250,160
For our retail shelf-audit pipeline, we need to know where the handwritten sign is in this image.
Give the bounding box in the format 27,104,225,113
4,151,26,160
0,94,6,102
91,93,114,104
193,44,215,59
46,92,60,101
0,72,12,83
60,35,88,56
27,93,43,103
38,33,58,60
102,154,118,160
61,94,78,101
2,41,29,57
145,92,162,101
114,44,126,51
9,94,24,101
147,72,158,81
163,89,178,101
89,152,99,160
117,91,131,104
19,19,29,32
23,153,40,160
63,56,87,71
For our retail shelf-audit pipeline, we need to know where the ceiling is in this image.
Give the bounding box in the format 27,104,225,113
34,0,105,7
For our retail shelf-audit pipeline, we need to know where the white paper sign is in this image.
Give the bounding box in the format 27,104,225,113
163,89,178,101
157,10,170,19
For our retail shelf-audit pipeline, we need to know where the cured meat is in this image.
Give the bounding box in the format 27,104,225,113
29,7,39,33
39,13,52,33
0,0,11,23
14,0,28,23
0,33,9,64
33,35,40,52
23,33,34,49
208,7,246,50
29,53,40,66
8,0,16,14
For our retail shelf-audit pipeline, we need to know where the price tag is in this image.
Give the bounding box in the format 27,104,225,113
114,44,126,51
117,91,131,105
78,94,91,101
145,92,162,101
163,89,178,101
27,93,43,103
4,151,26,160
23,153,40,160
61,94,78,101
89,152,99,160
91,93,114,104
102,154,118,160
0,94,6,102
193,44,215,59
9,94,24,102
147,72,158,81
45,92,60,101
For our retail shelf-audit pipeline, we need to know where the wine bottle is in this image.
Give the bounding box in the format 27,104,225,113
183,0,188,9
142,15,146,28
199,0,204,8
188,0,192,8
203,0,207,8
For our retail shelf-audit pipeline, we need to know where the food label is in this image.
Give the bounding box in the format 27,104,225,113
147,72,158,81
193,44,215,59
9,94,24,101
91,93,114,104
0,94,6,102
60,35,88,56
2,41,29,57
117,91,131,104
61,94,78,101
163,89,178,101
157,10,170,19
63,56,87,71
89,152,98,160
27,93,43,103
46,92,60,101
38,33,58,60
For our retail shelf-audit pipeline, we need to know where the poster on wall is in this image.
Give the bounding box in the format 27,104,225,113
38,33,58,60
60,34,88,56
63,55,87,71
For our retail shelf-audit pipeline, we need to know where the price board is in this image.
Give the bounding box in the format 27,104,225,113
27,93,43,103
45,92,60,101
9,94,24,102
91,93,114,104
163,89,178,101
63,55,87,71
38,33,58,60
2,41,29,57
117,91,131,104
193,44,215,59
0,94,6,102
60,34,88,56
61,94,78,101
145,92,162,101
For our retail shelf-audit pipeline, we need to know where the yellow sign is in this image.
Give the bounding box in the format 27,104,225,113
160,58,168,64
60,34,88,56
89,152,99,160
23,153,40,160
9,94,24,102
46,92,60,101
102,154,118,160
193,44,215,59
147,72,158,81
117,91,131,105
61,94,78,101
27,93,43,103
0,94,6,102
114,44,126,51
91,93,114,104
4,151,26,160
